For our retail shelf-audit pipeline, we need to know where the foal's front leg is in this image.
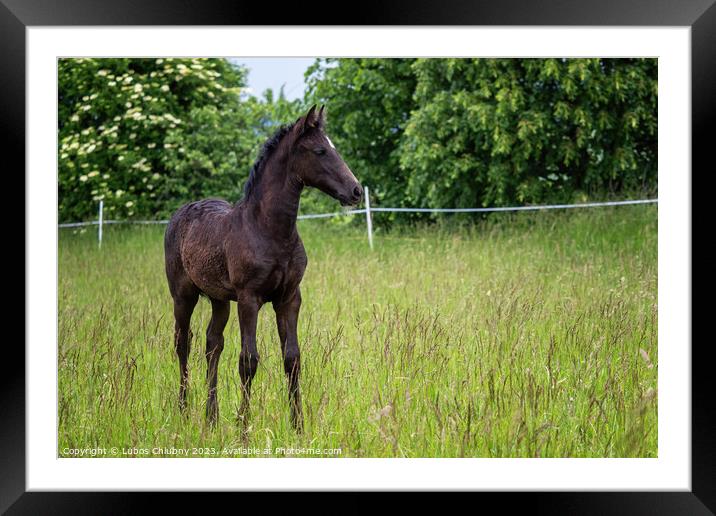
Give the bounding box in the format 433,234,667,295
236,292,261,425
205,299,230,425
274,289,303,432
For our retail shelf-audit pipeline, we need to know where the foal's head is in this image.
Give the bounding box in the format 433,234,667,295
290,105,363,206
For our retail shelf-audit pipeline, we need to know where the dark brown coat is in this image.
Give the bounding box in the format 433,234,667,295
164,106,361,430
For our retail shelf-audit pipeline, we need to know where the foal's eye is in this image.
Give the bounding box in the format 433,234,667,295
314,148,326,156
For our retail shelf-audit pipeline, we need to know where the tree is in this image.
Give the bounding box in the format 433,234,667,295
58,58,247,221
399,58,657,210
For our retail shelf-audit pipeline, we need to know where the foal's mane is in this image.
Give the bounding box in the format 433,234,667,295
242,122,296,200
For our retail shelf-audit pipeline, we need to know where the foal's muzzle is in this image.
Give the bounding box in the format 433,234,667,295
349,184,363,205
337,183,363,207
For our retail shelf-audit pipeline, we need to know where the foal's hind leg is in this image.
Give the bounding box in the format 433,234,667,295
205,298,230,425
173,290,199,413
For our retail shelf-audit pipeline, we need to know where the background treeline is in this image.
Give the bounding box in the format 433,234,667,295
58,58,657,223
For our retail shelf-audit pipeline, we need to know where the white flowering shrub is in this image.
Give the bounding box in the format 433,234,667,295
59,58,257,221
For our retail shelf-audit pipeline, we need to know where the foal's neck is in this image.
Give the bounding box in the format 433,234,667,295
242,151,302,241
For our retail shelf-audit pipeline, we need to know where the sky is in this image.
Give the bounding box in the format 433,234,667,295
229,58,316,101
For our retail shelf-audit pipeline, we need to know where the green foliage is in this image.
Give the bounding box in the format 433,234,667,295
59,58,248,221
306,58,657,217
400,58,657,209
159,104,252,210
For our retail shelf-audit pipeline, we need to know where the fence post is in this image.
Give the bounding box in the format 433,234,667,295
98,200,104,248
364,186,373,250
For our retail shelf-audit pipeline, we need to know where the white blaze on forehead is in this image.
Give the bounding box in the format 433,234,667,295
325,136,336,149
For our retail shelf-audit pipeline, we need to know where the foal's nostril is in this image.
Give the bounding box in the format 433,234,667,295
353,185,363,199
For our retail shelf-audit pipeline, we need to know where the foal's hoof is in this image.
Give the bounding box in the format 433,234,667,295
236,416,252,443
236,412,249,427
206,411,218,427
206,399,219,425
291,419,304,435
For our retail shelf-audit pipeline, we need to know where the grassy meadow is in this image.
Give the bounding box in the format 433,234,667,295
58,205,657,458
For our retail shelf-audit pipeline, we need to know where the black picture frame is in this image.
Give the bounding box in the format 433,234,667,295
6,0,712,512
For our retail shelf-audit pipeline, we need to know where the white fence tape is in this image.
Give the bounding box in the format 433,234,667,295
369,198,658,213
59,197,658,249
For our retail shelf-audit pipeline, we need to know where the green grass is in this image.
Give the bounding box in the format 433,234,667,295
58,205,657,458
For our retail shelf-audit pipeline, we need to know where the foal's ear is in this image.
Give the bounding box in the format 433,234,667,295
305,104,319,129
317,105,326,127
294,104,318,136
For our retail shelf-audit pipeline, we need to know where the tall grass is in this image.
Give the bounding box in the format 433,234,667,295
58,205,657,457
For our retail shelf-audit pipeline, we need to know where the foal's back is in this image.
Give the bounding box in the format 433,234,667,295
164,199,235,302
